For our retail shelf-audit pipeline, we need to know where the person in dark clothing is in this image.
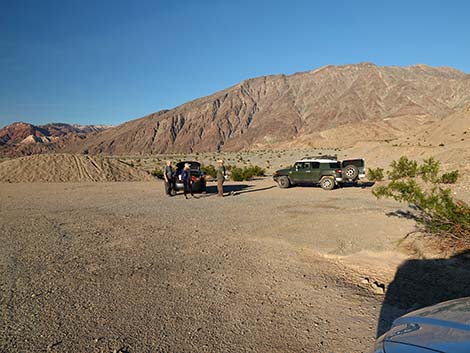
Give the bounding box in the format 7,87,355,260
164,160,174,196
181,163,194,199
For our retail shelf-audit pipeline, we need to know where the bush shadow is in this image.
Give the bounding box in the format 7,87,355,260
377,249,470,337
385,209,420,221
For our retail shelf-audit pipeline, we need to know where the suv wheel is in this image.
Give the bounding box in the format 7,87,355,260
277,176,290,188
320,176,335,190
343,165,359,181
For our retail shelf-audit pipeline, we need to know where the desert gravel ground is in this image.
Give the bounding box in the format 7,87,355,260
1,178,422,352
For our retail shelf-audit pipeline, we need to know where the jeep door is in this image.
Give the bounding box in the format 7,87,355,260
292,162,312,184
309,162,321,182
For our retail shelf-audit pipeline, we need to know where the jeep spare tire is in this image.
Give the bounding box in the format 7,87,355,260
277,176,290,188
320,176,335,190
343,165,359,180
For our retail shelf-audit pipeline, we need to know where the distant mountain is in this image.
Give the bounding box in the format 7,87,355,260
70,63,470,154
3,63,470,157
0,122,111,156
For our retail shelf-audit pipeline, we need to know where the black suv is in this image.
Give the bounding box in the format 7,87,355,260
173,161,206,193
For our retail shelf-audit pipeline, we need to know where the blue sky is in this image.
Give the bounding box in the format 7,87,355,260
1,0,469,127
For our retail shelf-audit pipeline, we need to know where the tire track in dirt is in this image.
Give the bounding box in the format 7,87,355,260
72,154,85,181
80,156,96,181
0,154,153,182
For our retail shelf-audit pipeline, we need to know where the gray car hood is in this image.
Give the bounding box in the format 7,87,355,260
384,297,470,352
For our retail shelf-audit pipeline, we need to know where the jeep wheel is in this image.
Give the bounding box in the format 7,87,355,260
277,176,290,189
343,165,359,181
320,176,335,190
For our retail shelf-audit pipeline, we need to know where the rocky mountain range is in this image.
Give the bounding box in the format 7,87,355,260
71,63,470,154
0,122,110,156
2,63,470,156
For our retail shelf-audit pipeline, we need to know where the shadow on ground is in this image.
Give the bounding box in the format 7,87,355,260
204,184,276,196
385,205,421,221
287,181,375,190
339,181,375,189
377,249,470,337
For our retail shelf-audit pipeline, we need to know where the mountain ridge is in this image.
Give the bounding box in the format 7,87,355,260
2,63,470,156
0,122,111,156
71,62,469,154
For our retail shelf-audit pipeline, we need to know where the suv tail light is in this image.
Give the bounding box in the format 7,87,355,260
335,169,342,174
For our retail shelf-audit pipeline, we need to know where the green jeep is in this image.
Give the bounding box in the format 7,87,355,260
273,156,365,190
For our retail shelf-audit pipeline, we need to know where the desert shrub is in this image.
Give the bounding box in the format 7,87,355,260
201,164,217,178
373,157,470,241
230,165,265,181
249,165,265,177
440,170,459,184
151,167,164,179
387,156,418,180
417,157,440,183
367,167,384,182
230,167,245,181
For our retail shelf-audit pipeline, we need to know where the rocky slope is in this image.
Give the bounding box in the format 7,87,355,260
0,122,111,156
71,63,470,154
404,103,470,147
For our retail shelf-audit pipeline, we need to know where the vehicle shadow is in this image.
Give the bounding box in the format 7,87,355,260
289,181,375,189
376,249,470,337
339,181,375,188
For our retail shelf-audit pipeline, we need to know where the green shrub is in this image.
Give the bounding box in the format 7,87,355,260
367,167,384,182
230,165,265,181
440,170,459,184
373,157,470,241
231,167,245,181
249,165,265,177
201,164,217,178
387,156,418,180
151,168,164,179
418,157,440,183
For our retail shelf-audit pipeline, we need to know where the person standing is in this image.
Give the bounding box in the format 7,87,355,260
164,160,174,196
216,159,225,197
182,163,194,199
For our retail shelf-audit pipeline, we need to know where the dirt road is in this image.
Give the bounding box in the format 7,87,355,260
1,179,417,352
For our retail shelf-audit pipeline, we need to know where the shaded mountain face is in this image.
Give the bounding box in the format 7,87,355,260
0,122,111,156
73,63,470,154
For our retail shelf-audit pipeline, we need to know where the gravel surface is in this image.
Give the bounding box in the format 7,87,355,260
1,179,419,352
